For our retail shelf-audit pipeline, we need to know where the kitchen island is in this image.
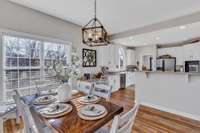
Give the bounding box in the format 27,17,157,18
135,71,200,121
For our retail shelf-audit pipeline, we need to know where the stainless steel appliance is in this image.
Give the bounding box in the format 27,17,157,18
185,61,200,73
120,73,126,89
156,55,176,72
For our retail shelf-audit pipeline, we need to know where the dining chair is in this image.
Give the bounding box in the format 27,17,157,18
93,84,112,101
77,81,94,95
96,103,139,133
13,93,53,133
13,90,22,124
0,102,16,133
34,79,59,95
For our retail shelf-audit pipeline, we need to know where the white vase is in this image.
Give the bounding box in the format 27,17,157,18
57,82,72,102
68,78,77,89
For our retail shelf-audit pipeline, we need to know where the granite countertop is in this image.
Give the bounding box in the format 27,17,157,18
104,70,135,75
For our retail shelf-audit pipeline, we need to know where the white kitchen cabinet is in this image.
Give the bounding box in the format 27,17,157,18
158,47,184,65
183,42,200,61
98,46,110,66
108,75,120,92
158,42,200,65
98,45,126,71
126,72,135,87
126,49,136,65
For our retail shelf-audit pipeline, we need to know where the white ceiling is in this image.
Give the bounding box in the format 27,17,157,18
113,22,200,47
8,0,200,34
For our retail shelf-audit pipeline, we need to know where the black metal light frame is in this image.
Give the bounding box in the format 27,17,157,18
82,0,109,47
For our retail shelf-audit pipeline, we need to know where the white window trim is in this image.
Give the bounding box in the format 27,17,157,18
0,28,72,101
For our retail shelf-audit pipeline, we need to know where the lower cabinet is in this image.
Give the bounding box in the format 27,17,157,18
108,75,120,92
126,72,135,87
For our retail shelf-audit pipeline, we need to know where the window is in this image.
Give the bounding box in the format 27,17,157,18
119,48,125,68
2,35,71,100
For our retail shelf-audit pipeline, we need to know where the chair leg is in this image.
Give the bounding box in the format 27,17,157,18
16,110,20,124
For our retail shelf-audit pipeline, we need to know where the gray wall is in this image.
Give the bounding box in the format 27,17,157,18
0,0,99,70
0,0,81,47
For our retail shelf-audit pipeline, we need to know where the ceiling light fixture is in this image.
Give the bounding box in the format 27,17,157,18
156,37,160,40
179,25,186,30
82,0,109,47
129,37,134,40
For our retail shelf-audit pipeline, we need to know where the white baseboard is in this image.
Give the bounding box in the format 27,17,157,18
140,102,200,121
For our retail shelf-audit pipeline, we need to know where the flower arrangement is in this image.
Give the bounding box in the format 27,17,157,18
47,47,81,83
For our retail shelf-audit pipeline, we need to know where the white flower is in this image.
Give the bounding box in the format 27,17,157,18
49,47,81,82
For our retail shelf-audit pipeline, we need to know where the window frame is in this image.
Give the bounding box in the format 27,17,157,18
0,29,72,101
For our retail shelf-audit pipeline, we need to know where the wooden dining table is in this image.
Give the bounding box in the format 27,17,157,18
27,92,123,133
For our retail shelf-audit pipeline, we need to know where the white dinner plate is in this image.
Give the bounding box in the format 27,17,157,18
72,90,79,95
42,103,70,115
80,104,106,117
79,95,99,103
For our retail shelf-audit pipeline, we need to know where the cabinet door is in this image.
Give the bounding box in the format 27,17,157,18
126,72,135,87
99,47,110,66
183,43,200,61
108,75,120,92
158,47,183,65
127,49,136,65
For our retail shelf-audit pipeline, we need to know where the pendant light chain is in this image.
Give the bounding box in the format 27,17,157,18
94,0,97,19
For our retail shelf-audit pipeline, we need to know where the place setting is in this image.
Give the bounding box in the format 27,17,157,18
78,104,108,121
33,95,57,105
39,102,73,118
71,89,79,95
77,94,100,104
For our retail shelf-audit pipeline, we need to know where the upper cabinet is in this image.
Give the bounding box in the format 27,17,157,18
126,49,136,65
98,45,126,71
158,47,184,65
183,42,200,61
157,42,200,65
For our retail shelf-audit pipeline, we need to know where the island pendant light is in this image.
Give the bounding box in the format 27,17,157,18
82,0,109,47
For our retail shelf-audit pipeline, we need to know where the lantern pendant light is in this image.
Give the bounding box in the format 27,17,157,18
82,0,109,47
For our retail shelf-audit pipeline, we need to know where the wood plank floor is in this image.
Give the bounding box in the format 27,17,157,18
4,87,200,133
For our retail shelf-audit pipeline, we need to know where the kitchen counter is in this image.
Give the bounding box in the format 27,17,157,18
135,71,200,121
104,70,135,75
137,71,200,75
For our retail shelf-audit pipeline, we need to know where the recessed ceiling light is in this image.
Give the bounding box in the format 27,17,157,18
129,37,134,40
156,37,160,40
179,25,186,29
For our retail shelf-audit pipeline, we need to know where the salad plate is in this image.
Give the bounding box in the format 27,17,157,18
80,104,106,117
33,95,56,105
79,95,99,103
42,103,70,115
41,103,73,118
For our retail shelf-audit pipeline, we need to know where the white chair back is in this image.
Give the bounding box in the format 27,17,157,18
110,104,139,133
78,81,94,95
13,93,52,133
93,84,112,101
34,79,60,95
13,94,39,133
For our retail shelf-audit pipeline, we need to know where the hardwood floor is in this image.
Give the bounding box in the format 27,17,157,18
4,87,200,133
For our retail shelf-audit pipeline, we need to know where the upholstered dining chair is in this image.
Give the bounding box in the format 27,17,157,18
93,84,112,101
96,103,139,133
13,92,53,133
34,79,59,95
77,81,94,95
